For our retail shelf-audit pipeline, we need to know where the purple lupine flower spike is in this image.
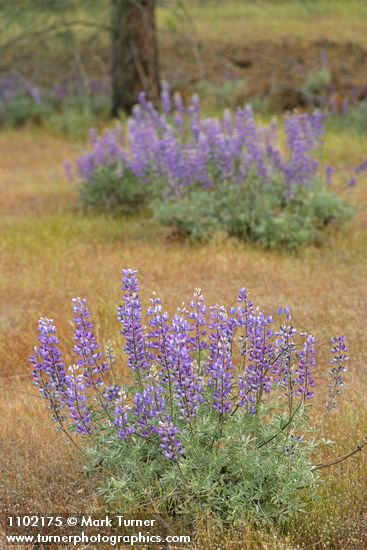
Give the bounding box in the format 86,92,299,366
72,297,109,387
134,383,166,437
114,388,135,440
166,313,204,420
207,305,234,416
295,333,316,400
212,334,234,415
325,336,348,413
65,365,93,435
29,317,67,420
187,287,208,360
117,269,148,376
157,419,185,461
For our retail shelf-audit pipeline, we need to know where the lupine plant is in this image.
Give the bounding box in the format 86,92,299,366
72,82,357,248
0,70,110,130
0,71,51,126
30,269,352,527
301,49,367,135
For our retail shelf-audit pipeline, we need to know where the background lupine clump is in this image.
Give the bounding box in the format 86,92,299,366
72,82,357,248
0,70,110,133
30,269,350,526
75,84,327,192
301,50,367,136
0,71,52,127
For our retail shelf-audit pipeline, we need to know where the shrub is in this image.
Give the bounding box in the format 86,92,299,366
0,72,53,126
45,97,110,140
304,68,332,97
0,71,110,133
1,97,51,126
155,176,353,249
194,78,248,110
326,100,367,136
30,269,350,529
79,166,151,213
72,83,359,247
74,87,329,198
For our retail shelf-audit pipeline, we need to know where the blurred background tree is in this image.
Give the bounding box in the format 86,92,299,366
0,0,161,115
111,0,160,115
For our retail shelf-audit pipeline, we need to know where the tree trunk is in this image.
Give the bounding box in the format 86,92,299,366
111,0,160,116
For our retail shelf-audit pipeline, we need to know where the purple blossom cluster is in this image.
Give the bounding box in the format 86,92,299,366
29,317,67,422
325,335,349,413
303,48,367,117
324,90,367,116
0,71,110,108
0,71,42,105
30,269,348,461
0,70,110,128
74,83,331,197
53,75,111,102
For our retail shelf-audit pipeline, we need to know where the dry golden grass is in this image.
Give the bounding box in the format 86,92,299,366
0,381,101,513
2,2,367,546
159,1,367,48
0,121,367,548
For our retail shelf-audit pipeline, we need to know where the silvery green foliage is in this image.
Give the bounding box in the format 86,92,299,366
155,176,353,249
98,401,320,526
30,270,348,526
78,166,150,213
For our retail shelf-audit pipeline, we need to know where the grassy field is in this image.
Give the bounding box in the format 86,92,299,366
1,124,367,547
1,1,367,548
159,0,367,46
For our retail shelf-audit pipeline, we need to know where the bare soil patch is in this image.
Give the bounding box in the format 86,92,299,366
160,36,367,110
